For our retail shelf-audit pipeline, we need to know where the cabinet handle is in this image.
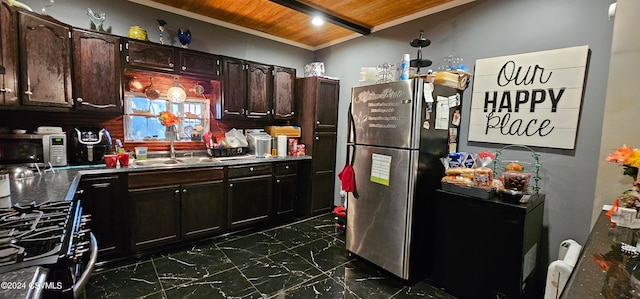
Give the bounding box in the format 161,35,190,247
77,97,83,103
316,121,320,125
250,167,254,172
182,189,187,193
24,90,33,95
285,165,289,169
291,111,295,115
277,179,280,183
169,62,174,68
76,189,84,195
175,190,180,194
126,56,130,63
181,66,187,71
0,88,12,93
229,183,233,187
315,136,319,140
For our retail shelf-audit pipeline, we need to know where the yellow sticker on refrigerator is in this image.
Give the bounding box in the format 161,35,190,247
370,153,392,186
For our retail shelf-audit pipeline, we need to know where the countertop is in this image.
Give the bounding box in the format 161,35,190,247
2,155,311,207
563,211,640,298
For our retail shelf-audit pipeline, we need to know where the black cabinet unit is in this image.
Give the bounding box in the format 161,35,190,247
432,190,545,299
227,163,273,229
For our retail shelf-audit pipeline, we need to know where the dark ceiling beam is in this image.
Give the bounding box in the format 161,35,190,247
269,0,371,35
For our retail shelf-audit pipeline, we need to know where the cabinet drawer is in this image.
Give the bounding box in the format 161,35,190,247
274,162,297,175
228,163,272,178
128,167,224,189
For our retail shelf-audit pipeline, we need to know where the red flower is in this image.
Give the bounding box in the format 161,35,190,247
592,253,612,272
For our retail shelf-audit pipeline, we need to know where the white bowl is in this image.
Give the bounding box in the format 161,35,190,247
12,129,26,134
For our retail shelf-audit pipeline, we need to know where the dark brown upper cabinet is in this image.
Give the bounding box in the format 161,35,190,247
220,57,245,119
18,11,72,107
220,57,272,120
125,39,175,73
272,66,295,120
72,29,122,112
0,1,18,107
218,57,295,121
246,62,272,119
178,49,221,77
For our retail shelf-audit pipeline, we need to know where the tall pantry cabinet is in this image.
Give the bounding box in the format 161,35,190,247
296,77,339,216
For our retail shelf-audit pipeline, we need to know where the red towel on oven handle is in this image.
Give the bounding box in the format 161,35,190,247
338,164,356,193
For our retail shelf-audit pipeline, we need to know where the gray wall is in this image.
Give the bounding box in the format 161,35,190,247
19,0,314,72
316,0,613,262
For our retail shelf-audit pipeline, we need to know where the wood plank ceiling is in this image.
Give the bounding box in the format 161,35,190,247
132,0,474,50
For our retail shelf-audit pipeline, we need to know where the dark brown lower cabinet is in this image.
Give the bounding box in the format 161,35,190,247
181,180,225,239
310,171,334,214
273,162,298,221
79,174,124,258
129,185,181,250
228,164,272,229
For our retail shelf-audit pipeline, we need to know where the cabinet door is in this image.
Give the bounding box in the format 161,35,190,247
221,58,245,119
315,78,339,131
228,174,272,228
179,50,220,77
72,29,122,112
245,62,271,119
126,39,175,72
312,132,337,172
274,173,297,219
129,185,181,249
80,175,124,257
0,1,18,107
18,12,72,107
181,180,225,239
310,171,334,214
273,66,295,120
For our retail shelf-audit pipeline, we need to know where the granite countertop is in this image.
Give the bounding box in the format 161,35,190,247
3,155,312,206
563,211,640,298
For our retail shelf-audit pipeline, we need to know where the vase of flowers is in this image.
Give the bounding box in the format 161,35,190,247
158,111,180,139
607,145,640,181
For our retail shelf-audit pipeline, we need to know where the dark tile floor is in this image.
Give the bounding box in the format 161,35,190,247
83,213,456,299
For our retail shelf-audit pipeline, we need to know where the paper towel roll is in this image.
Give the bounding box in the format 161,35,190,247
277,135,287,157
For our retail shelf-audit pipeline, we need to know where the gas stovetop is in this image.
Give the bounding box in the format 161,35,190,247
0,201,77,274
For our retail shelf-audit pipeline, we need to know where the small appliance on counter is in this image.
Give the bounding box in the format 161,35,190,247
69,127,112,165
246,130,272,158
0,126,67,167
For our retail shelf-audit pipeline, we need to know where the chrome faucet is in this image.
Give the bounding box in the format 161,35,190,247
169,124,180,159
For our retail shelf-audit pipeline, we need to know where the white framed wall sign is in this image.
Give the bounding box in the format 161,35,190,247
468,45,590,149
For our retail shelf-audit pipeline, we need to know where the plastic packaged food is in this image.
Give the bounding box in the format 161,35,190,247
473,168,494,189
503,171,531,192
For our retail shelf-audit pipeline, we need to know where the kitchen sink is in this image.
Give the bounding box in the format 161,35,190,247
133,158,181,166
176,157,216,164
133,156,217,166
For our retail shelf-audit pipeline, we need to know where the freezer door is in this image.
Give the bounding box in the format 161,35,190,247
351,79,423,149
346,145,417,279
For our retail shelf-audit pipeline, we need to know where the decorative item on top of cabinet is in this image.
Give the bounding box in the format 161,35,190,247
272,66,296,120
0,0,18,107
18,11,72,108
72,28,122,112
125,39,175,73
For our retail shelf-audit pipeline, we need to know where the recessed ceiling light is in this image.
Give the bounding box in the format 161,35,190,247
311,16,324,26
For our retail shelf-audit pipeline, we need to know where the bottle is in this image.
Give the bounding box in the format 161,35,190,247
400,54,410,80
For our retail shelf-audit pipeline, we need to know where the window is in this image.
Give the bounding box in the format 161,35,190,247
123,93,210,142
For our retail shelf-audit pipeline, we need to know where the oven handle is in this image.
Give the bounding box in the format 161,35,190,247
73,232,97,298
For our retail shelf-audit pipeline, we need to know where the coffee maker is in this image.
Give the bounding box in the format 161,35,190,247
69,127,112,165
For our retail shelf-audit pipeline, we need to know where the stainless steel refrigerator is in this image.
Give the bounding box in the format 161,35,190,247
346,78,460,280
